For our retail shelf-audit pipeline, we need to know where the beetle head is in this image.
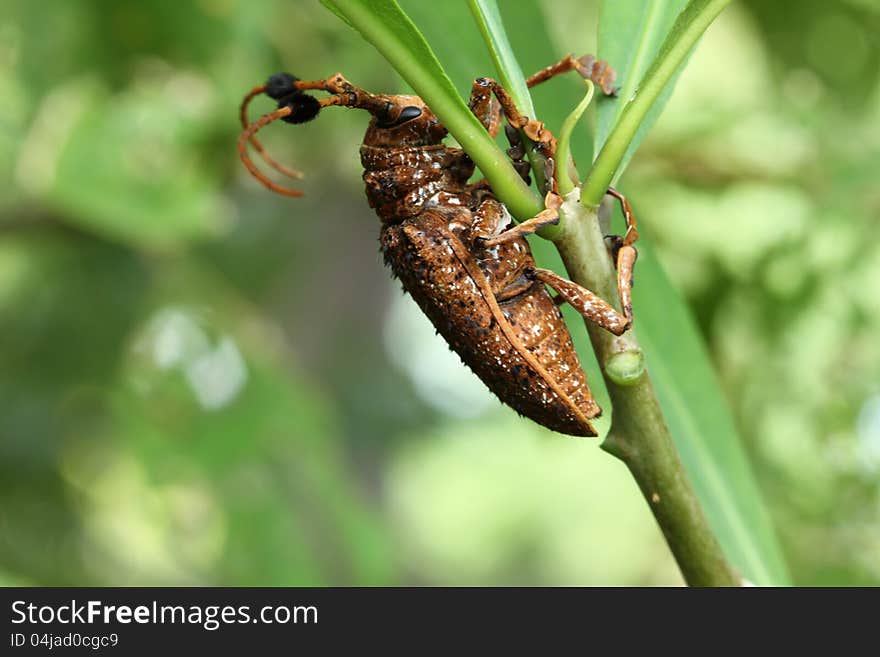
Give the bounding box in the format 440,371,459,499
238,72,449,196
362,95,447,148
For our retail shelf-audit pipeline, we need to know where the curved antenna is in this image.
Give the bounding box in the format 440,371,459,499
238,106,304,197
238,72,391,197
239,84,304,180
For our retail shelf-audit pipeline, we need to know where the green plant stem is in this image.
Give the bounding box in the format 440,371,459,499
555,195,739,586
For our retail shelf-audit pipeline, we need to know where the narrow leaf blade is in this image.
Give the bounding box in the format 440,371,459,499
585,0,726,201
468,0,534,115
595,0,689,155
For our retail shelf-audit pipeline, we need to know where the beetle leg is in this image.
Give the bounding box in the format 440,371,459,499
526,54,618,97
471,78,558,159
470,77,560,194
467,79,503,138
479,208,559,247
468,77,556,190
475,192,562,248
503,124,532,185
615,244,637,325
527,267,633,335
601,186,639,314
606,187,639,247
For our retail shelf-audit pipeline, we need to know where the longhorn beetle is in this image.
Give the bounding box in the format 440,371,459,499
237,54,638,436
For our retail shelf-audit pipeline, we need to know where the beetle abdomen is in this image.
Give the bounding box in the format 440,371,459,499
381,212,599,436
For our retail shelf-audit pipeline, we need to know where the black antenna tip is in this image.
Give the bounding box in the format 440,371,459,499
279,93,321,124
265,73,299,100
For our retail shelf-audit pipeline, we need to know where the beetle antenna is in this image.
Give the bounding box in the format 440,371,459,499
237,72,389,197
238,106,304,197
239,84,304,180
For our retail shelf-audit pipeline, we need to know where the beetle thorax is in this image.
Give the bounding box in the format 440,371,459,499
360,144,475,223
357,95,474,222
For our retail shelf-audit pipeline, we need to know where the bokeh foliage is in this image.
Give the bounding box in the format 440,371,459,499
0,0,878,585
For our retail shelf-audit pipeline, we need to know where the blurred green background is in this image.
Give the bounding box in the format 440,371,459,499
1,0,878,586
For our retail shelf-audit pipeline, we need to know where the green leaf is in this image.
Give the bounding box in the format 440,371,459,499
583,0,731,205
467,0,534,116
322,0,541,221
319,0,354,27
15,78,225,250
556,81,596,195
594,0,689,159
466,0,558,216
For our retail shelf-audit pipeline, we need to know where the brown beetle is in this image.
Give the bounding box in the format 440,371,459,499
237,55,638,436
